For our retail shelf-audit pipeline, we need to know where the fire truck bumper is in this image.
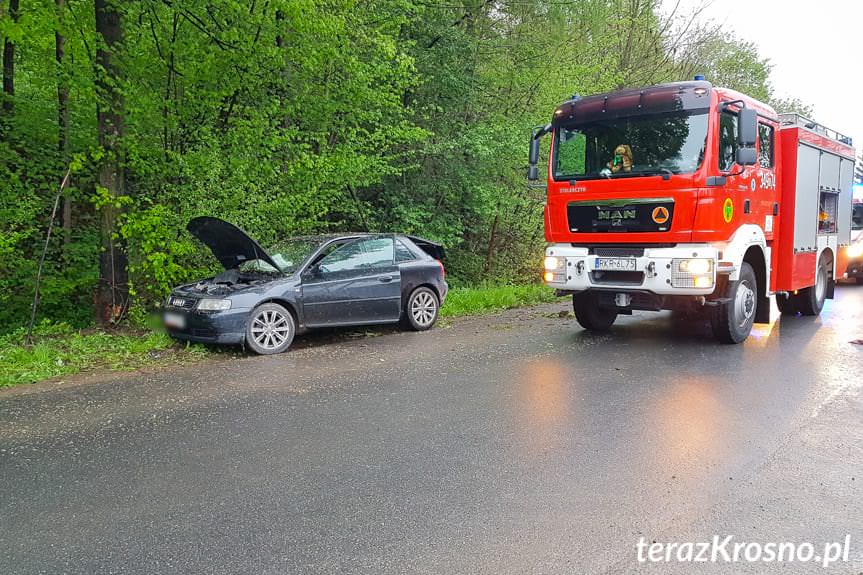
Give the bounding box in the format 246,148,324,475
542,244,719,296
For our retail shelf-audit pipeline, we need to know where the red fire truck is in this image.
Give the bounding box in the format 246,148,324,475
528,79,856,343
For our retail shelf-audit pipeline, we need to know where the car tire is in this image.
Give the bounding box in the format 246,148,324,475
245,303,296,355
404,287,439,331
573,292,617,332
711,261,757,344
797,255,830,316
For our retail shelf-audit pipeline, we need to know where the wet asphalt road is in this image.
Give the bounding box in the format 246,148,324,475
1,287,862,574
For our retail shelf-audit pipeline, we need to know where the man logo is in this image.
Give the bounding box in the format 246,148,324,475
651,206,670,224
597,208,636,221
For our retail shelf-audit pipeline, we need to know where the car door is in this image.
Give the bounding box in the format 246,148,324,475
300,237,402,327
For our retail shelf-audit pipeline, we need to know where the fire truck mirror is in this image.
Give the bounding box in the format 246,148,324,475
737,108,758,147
527,165,539,181
529,136,540,166
736,147,757,167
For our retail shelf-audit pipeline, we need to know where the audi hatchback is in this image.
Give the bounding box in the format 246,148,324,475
164,217,448,354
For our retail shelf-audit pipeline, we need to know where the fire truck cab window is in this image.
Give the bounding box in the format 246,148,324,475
852,204,863,231
553,111,708,180
718,111,738,172
758,123,774,168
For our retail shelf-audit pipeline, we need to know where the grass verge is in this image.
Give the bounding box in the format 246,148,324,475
1,284,558,389
0,322,213,388
440,283,558,317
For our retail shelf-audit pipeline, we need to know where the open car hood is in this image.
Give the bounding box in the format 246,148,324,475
187,216,281,272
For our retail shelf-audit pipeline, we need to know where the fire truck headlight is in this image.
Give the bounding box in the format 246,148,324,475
672,258,715,289
848,243,863,259
693,275,714,289
678,258,712,275
544,256,562,270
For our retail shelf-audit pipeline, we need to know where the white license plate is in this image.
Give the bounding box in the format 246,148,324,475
163,312,186,329
595,257,637,271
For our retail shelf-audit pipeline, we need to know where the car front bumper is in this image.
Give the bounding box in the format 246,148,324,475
543,244,719,296
163,307,250,345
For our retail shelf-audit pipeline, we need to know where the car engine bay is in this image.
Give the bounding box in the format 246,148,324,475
178,268,278,296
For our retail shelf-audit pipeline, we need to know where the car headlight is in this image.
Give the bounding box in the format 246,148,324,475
197,298,232,311
848,243,863,259
544,256,561,270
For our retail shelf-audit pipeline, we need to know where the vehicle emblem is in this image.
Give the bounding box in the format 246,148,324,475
597,208,637,221
173,298,185,306
750,179,757,192
651,206,670,224
723,198,734,223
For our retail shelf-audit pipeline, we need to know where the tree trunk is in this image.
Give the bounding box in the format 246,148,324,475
56,0,71,242
2,0,19,120
483,209,500,276
94,0,127,326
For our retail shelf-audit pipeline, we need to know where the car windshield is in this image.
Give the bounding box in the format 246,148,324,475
239,237,324,275
554,110,708,181
853,204,863,230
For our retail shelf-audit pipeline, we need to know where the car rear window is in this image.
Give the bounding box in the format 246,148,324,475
395,239,416,262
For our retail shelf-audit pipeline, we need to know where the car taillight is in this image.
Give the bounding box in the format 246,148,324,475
437,259,446,278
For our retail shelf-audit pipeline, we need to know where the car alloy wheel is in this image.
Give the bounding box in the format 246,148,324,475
411,291,437,327
246,303,295,354
404,287,439,331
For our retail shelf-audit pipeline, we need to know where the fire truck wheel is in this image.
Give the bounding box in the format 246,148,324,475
711,262,757,344
797,256,830,316
775,292,797,315
573,292,617,332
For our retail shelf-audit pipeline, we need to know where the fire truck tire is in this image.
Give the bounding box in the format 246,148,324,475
797,256,829,316
775,293,797,315
711,262,757,344
573,292,617,332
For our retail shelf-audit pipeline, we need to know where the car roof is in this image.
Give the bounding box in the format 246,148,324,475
285,232,420,242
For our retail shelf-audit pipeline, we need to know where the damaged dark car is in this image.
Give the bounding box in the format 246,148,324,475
163,217,448,354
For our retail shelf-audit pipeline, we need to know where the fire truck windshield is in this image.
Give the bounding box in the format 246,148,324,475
554,110,708,181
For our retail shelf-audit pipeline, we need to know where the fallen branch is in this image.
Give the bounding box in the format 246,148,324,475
25,167,71,348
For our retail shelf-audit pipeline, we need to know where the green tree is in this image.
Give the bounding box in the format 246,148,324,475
0,0,818,332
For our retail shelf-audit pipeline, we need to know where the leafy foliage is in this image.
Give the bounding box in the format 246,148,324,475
0,0,807,332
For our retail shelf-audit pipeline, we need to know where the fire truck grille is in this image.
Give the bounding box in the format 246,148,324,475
590,246,645,257
567,200,675,233
589,270,645,285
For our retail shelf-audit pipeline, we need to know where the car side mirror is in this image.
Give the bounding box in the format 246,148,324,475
737,108,757,147
736,147,757,166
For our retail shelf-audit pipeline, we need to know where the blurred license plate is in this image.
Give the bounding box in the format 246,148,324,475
163,312,186,329
595,257,636,271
